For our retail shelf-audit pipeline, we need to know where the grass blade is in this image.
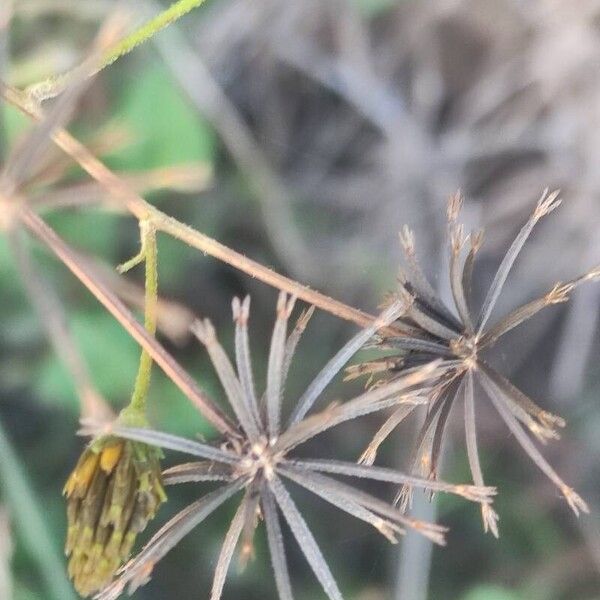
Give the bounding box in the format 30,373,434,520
0,417,78,600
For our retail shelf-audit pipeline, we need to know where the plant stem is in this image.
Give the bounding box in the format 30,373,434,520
101,0,207,68
0,82,389,333
127,220,158,414
26,0,208,103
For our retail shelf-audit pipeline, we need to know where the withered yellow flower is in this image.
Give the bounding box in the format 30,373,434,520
64,436,166,597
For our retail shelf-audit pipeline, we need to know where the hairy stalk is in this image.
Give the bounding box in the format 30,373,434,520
0,81,389,333
25,0,208,103
121,220,159,416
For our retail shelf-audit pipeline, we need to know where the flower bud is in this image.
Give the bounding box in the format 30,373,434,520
64,437,166,596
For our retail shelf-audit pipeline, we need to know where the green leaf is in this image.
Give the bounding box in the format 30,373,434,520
0,418,78,600
110,63,215,171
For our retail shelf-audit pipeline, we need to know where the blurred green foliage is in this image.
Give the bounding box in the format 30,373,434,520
36,310,140,410
110,63,215,170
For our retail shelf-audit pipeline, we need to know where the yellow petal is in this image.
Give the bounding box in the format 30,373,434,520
100,440,124,473
64,451,100,497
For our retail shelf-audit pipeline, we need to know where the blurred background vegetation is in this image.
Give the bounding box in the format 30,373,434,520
1,1,599,599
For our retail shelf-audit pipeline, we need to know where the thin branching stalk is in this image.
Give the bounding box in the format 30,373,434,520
0,81,400,334
122,220,159,414
25,0,209,104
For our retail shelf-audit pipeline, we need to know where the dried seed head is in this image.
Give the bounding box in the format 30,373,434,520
357,190,600,531
88,295,497,600
64,437,166,597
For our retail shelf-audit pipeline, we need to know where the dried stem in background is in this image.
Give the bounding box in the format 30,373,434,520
9,229,112,419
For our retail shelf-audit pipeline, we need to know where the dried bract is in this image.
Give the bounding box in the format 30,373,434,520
356,190,599,536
